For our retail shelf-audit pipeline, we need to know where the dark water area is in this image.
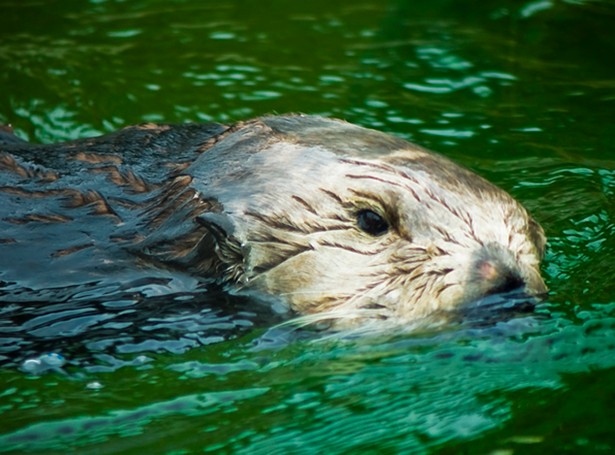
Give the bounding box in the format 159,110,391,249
0,0,614,453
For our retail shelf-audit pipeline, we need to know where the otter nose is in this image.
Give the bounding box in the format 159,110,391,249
477,258,525,295
460,243,546,322
471,243,527,298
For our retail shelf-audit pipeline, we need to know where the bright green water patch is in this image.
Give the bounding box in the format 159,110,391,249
1,0,614,453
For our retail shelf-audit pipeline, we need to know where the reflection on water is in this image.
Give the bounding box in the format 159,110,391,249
0,0,614,453
0,279,281,372
2,305,615,453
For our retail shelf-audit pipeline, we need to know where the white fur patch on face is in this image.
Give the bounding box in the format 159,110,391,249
182,116,545,328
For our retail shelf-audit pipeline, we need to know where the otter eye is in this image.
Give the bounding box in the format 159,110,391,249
356,209,389,236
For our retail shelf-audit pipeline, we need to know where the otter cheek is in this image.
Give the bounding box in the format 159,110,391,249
258,247,374,315
254,256,316,313
436,283,467,313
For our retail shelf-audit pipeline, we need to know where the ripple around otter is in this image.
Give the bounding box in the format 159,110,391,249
0,279,283,369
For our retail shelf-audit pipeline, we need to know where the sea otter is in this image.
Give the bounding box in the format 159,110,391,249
0,115,546,330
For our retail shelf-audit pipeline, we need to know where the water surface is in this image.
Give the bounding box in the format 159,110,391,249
0,0,614,453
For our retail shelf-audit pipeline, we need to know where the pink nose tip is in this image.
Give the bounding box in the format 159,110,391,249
478,260,499,282
469,243,546,303
474,258,524,296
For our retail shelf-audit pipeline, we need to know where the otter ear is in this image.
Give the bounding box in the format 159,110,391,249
196,212,238,240
196,212,247,283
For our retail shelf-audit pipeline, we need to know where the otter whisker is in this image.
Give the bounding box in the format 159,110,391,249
276,307,391,330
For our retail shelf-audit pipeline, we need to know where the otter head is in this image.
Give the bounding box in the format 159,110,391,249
170,115,546,329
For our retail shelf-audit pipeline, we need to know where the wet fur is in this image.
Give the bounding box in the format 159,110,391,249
0,115,546,329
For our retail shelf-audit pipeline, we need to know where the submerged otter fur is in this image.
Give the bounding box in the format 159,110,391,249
0,115,546,329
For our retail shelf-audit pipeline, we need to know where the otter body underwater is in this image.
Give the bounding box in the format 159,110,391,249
0,115,546,330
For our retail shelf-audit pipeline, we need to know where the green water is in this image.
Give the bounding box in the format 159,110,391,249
1,0,614,453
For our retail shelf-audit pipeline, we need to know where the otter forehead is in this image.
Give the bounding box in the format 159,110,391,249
188,114,497,199
260,115,413,159
187,118,518,227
